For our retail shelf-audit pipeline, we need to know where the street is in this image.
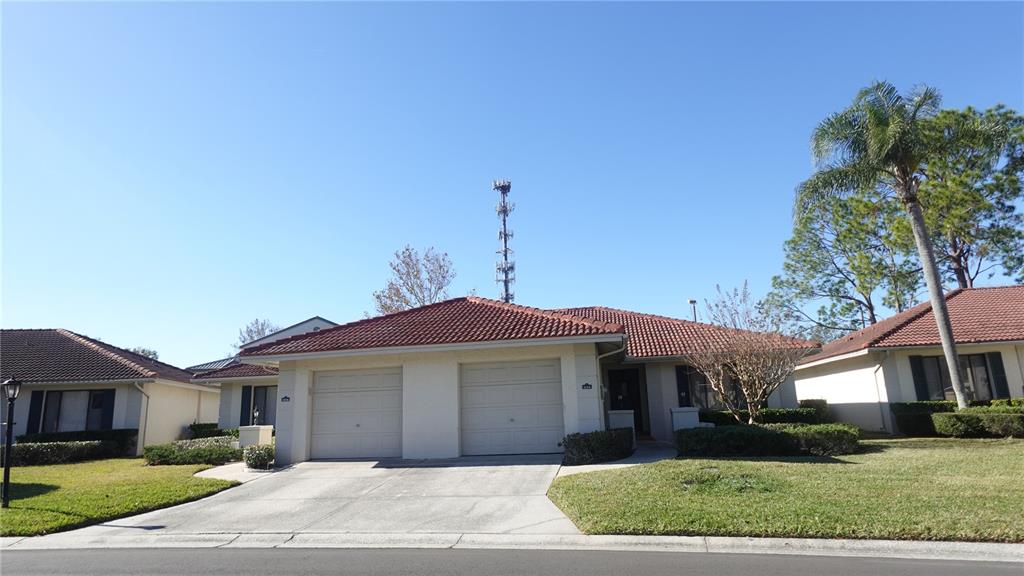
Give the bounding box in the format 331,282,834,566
1,548,1017,576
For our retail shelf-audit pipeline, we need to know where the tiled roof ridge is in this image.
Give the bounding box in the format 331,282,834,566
54,329,157,379
466,297,625,334
193,362,279,381
849,289,963,349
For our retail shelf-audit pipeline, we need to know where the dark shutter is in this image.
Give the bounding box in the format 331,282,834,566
987,352,1011,399
909,356,929,401
100,389,116,430
675,366,692,407
239,385,252,426
26,390,45,435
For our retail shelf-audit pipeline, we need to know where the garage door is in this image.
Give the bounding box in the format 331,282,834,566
460,359,565,455
311,368,402,459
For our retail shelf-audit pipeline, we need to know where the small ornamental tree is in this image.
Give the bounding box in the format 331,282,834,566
682,284,814,424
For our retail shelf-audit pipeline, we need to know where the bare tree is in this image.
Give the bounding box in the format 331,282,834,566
372,245,456,315
235,318,281,350
128,347,159,360
682,283,814,424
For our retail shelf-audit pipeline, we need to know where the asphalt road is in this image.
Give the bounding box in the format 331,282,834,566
1,548,1018,576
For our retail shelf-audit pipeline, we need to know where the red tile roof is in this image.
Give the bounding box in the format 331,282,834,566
240,297,625,357
555,306,815,359
1,329,196,384
193,362,278,381
800,286,1024,365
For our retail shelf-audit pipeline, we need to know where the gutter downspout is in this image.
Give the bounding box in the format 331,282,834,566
872,351,890,434
134,382,150,455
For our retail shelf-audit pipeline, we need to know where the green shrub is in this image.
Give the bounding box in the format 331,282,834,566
959,404,1024,414
932,412,1024,438
698,408,819,426
798,399,832,423
675,426,798,457
244,445,275,470
143,443,241,465
990,398,1024,407
15,429,138,456
560,428,634,465
1,441,121,466
222,428,240,438
173,436,237,451
188,423,225,439
889,402,955,436
781,423,860,456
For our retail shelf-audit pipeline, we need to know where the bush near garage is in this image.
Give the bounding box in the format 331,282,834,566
675,423,859,457
560,428,634,465
697,408,820,426
16,429,138,456
0,441,121,466
143,443,241,466
172,436,238,451
244,444,275,470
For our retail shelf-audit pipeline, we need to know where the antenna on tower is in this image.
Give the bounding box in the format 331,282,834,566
493,179,515,303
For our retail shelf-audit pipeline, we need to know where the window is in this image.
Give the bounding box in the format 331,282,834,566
38,389,114,433
911,354,997,401
675,366,744,410
249,385,278,426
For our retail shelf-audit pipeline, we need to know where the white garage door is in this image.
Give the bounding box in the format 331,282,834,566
460,359,565,456
311,368,402,459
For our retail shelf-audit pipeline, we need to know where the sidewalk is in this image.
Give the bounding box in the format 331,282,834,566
2,531,1021,562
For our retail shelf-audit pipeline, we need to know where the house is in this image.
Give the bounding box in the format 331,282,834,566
794,286,1024,433
1,329,220,453
189,316,336,430
234,297,807,465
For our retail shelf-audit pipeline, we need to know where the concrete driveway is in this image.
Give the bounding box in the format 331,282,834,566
36,455,579,543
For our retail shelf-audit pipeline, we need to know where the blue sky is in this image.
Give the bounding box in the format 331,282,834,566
3,2,1022,367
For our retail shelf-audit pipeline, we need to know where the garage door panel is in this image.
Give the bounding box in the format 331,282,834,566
460,359,564,456
311,368,402,459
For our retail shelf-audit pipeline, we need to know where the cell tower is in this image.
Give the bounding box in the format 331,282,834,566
493,179,515,303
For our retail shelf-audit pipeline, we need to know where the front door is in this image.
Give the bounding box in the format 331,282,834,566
607,368,647,436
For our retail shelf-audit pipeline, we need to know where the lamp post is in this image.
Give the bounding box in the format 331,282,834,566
2,377,22,509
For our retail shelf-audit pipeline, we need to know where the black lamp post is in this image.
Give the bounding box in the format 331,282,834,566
2,377,22,509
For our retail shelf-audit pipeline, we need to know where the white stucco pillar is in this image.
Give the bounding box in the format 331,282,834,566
403,360,460,458
574,344,602,433
560,350,580,435
274,362,311,465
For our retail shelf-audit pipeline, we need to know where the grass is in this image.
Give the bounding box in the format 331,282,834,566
0,458,237,537
547,437,1024,542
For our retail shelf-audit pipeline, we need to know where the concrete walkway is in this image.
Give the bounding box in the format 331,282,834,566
195,462,273,484
556,443,676,477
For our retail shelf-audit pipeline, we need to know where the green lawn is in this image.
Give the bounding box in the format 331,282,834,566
548,438,1024,542
0,459,237,537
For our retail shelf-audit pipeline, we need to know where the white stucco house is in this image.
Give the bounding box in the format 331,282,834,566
189,316,336,429
794,286,1024,433
231,297,807,465
1,328,220,454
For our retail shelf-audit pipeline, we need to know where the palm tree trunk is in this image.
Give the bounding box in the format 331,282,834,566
904,196,970,409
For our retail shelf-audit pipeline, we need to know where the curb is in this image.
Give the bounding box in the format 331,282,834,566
4,532,1022,562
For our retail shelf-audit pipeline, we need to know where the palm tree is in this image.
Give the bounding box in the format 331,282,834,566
797,81,985,409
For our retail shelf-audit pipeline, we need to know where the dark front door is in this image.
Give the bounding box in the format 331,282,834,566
608,368,647,435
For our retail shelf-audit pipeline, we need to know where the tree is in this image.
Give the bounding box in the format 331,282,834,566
372,245,456,315
796,82,1004,409
766,188,919,341
682,284,813,424
128,347,159,360
918,106,1024,287
236,318,281,350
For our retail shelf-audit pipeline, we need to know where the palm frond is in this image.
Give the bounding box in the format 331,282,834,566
794,164,879,220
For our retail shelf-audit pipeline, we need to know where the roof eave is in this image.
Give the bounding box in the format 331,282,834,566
240,333,627,363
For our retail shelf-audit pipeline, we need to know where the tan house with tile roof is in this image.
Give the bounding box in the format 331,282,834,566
233,297,811,465
794,286,1024,433
1,329,220,454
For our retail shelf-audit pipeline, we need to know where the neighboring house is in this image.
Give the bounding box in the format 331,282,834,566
1,329,220,453
794,286,1024,433
190,316,336,429
235,297,809,465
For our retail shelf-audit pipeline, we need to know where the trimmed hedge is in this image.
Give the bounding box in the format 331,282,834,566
889,402,957,437
560,428,634,466
1,440,121,466
675,423,859,457
698,408,820,426
798,399,832,423
15,428,138,456
222,428,240,438
959,404,1024,414
244,444,275,470
932,412,1024,438
173,436,238,451
991,398,1024,407
188,423,225,439
143,443,242,466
